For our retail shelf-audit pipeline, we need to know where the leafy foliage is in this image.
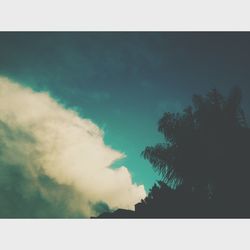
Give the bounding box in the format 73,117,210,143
142,87,250,203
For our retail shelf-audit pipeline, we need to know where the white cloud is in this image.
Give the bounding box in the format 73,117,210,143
0,76,146,217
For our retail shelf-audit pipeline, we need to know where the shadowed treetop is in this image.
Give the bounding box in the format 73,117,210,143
142,87,250,201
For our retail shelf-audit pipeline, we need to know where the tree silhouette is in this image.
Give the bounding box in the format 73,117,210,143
142,87,250,217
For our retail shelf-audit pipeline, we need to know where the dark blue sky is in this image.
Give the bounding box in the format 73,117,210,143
0,32,250,191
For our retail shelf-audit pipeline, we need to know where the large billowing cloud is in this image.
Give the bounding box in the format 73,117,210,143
0,76,146,218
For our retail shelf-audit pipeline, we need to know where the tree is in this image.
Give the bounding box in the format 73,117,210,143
142,87,250,215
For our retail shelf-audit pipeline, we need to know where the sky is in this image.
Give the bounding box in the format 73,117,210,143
0,32,250,217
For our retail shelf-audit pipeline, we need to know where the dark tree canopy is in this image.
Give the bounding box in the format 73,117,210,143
142,87,250,216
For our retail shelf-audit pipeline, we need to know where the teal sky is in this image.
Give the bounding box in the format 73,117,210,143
0,32,250,191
